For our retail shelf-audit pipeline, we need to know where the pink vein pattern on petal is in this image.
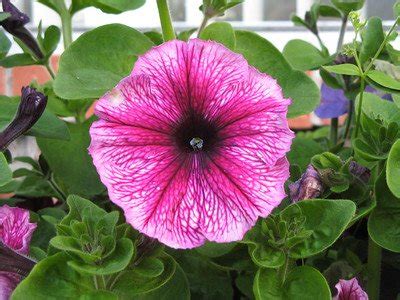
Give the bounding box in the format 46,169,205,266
89,39,294,249
0,205,36,255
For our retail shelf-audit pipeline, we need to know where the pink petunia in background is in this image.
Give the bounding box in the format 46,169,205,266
89,39,294,249
334,278,369,300
0,205,36,300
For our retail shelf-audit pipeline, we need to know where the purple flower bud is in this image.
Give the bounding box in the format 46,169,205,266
0,87,47,151
289,165,324,202
0,0,44,60
334,278,368,300
334,54,356,66
315,83,349,119
349,161,371,184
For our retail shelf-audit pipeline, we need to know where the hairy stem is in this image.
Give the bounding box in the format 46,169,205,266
197,15,210,37
45,62,56,79
156,0,176,41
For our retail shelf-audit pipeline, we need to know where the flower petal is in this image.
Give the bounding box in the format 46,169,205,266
334,278,369,300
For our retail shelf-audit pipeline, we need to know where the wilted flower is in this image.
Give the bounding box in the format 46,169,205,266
0,0,44,60
0,205,37,300
89,39,294,249
0,86,47,151
289,165,324,202
349,161,370,184
334,278,369,300
315,84,349,119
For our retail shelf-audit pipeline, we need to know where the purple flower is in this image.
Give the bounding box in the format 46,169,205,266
0,206,36,300
89,39,294,249
365,85,392,101
334,278,368,300
0,0,43,60
349,161,370,184
315,83,349,119
0,86,47,151
289,165,324,202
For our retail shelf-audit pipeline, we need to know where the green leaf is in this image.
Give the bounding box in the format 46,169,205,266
0,30,11,59
37,0,67,15
54,24,153,100
235,30,320,118
177,29,197,42
61,195,106,225
37,120,105,197
288,137,324,172
331,0,365,15
144,31,164,45
136,264,190,300
323,64,360,76
68,238,134,275
0,97,70,141
195,241,237,258
368,170,400,252
367,70,400,91
200,22,235,50
112,254,177,297
318,5,342,18
387,139,400,198
43,25,61,56
356,92,400,126
0,53,37,68
253,266,331,300
134,257,165,278
281,199,356,258
283,40,333,71
12,253,95,299
0,12,11,22
0,152,12,186
71,0,145,15
359,17,384,64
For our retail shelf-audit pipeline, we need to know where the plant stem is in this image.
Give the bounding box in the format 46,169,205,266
329,16,348,146
156,0,176,41
60,11,73,49
354,77,365,138
45,62,56,79
367,237,382,300
197,15,210,37
48,175,67,202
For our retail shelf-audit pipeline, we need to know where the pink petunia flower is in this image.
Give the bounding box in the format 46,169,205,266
89,39,294,249
0,205,36,255
0,205,36,300
334,278,369,300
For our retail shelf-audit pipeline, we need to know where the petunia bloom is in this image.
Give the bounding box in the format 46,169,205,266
89,39,294,249
334,278,369,300
315,83,349,119
0,205,36,300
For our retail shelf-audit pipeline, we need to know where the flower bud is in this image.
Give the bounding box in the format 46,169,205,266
0,86,47,151
0,0,44,59
289,165,324,202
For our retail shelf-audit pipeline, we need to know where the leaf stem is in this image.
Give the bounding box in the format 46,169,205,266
48,175,66,202
60,11,73,49
367,237,382,300
156,0,176,41
45,62,56,79
197,15,210,37
354,77,365,138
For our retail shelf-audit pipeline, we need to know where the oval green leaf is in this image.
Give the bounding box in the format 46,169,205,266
0,152,12,186
54,24,154,100
387,139,400,198
200,22,236,50
323,64,361,76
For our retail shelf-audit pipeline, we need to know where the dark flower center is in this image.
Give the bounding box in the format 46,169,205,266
173,111,219,153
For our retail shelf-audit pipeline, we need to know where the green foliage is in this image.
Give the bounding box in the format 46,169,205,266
37,120,104,197
331,0,365,15
54,24,154,100
367,70,400,91
200,0,244,18
368,171,400,252
323,64,361,76
283,40,333,71
195,241,237,258
199,22,235,50
244,200,356,268
359,17,384,65
253,266,331,300
288,137,324,172
387,139,400,198
0,30,11,59
0,152,12,186
235,30,320,118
